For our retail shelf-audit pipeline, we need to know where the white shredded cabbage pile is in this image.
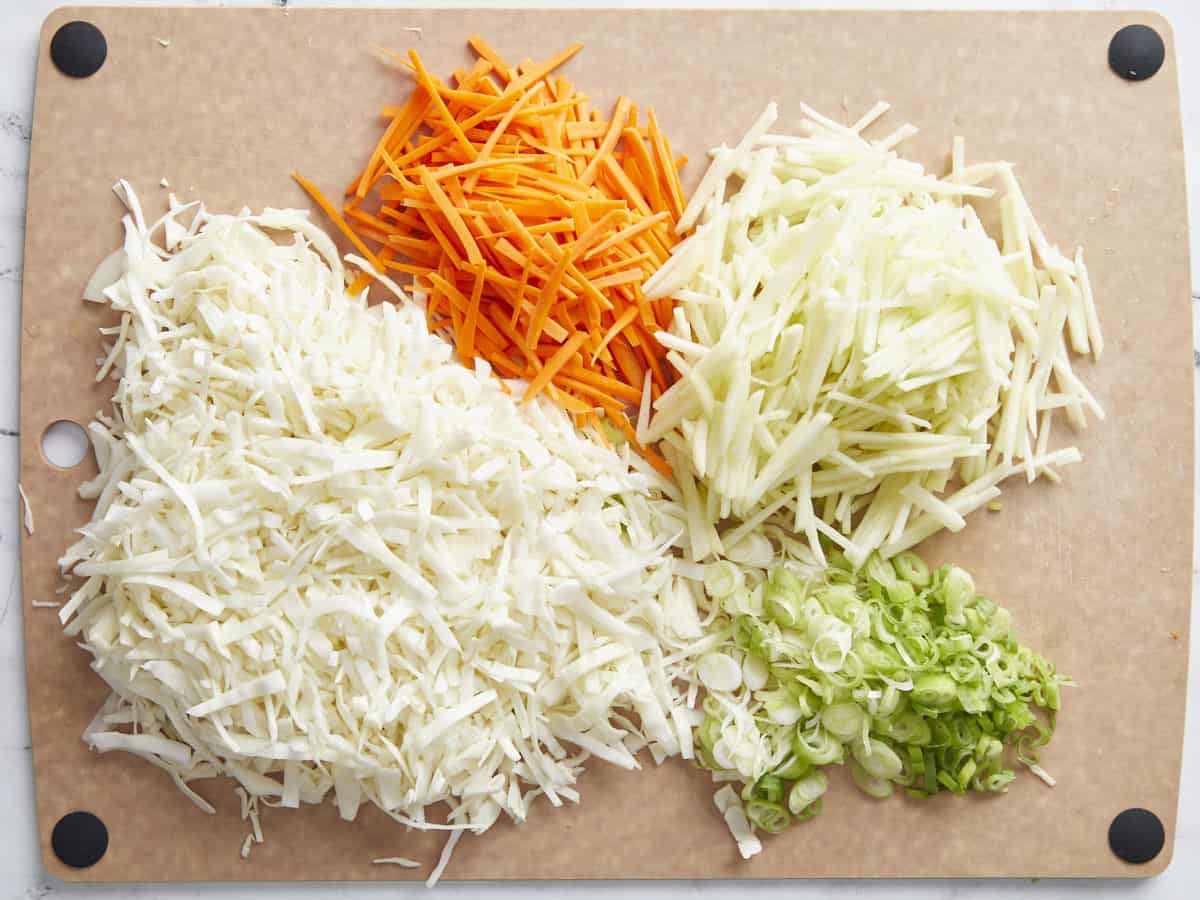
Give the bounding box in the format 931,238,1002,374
61,183,709,880
642,103,1104,567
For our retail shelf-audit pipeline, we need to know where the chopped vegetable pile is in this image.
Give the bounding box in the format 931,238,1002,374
56,31,1108,879
63,184,709,883
295,35,690,473
643,103,1103,566
695,548,1071,857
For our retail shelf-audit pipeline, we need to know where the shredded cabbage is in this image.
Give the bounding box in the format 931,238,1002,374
694,548,1071,853
644,103,1103,566
61,183,709,879
18,482,34,534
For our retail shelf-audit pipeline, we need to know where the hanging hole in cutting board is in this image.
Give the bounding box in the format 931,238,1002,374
41,420,89,468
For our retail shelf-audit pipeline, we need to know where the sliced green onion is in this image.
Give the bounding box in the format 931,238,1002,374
787,770,829,815
732,615,774,656
792,725,844,766
792,797,823,823
892,552,930,587
956,682,990,714
773,754,813,780
821,702,867,742
693,549,1070,844
744,774,787,806
883,712,932,746
911,673,958,709
865,556,898,590
697,715,723,752
942,566,975,625
766,586,804,628
850,759,895,799
745,799,791,833
705,560,746,600
759,688,806,726
853,738,904,780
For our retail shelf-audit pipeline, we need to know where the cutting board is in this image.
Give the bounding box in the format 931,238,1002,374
19,6,1192,883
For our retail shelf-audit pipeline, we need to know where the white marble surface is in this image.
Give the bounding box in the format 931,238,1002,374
1,1,1197,897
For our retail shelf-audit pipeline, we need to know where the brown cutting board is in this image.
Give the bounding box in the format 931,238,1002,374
20,6,1191,883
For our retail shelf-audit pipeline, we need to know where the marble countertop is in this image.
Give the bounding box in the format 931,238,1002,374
2,2,1197,898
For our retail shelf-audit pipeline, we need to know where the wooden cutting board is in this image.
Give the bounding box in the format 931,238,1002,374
19,6,1191,883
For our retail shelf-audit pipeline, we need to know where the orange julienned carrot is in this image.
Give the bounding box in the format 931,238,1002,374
295,35,691,473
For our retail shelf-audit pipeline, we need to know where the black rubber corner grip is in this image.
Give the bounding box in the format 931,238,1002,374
50,20,107,79
1108,24,1165,82
51,811,109,868
1108,807,1165,865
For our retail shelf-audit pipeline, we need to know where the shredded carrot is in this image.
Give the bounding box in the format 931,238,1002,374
347,269,374,297
468,34,514,83
292,173,384,272
647,108,686,222
560,364,643,404
590,305,639,364
599,396,673,477
523,331,588,402
578,96,631,188
409,52,478,161
526,247,572,349
585,211,670,261
295,36,690,472
461,264,486,360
